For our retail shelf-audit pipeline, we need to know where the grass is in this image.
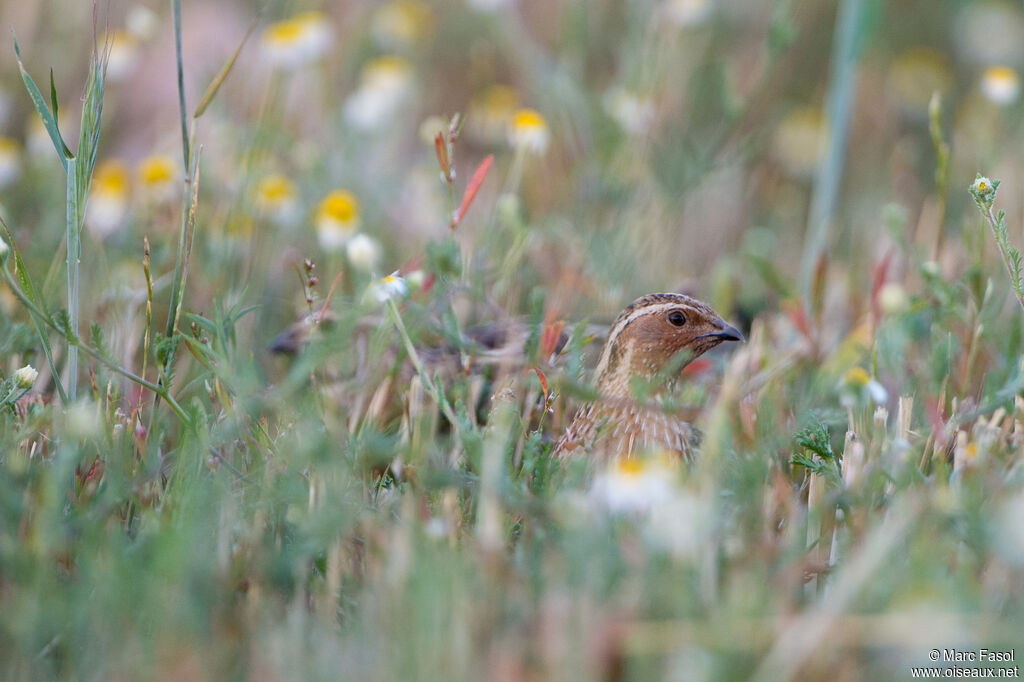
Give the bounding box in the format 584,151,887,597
2,1,1024,680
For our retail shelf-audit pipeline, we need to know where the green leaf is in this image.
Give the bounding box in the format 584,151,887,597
90,323,112,361
12,33,73,166
49,68,59,128
0,220,66,403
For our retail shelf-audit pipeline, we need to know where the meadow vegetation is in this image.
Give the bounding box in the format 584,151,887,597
1,1,1024,679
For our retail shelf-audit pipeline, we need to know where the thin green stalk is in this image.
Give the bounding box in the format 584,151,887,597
385,299,462,435
173,0,189,170
982,203,1024,313
65,158,79,399
798,0,868,301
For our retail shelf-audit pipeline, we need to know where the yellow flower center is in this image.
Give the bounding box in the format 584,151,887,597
481,85,519,113
0,137,20,158
94,161,130,197
984,65,1017,85
615,458,645,477
512,108,547,131
365,55,412,81
258,175,296,204
138,156,175,186
264,19,305,46
319,190,359,223
843,367,871,387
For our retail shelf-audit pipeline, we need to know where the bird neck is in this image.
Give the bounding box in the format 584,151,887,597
595,339,673,400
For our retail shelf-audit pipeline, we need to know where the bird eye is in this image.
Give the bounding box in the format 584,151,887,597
667,310,687,327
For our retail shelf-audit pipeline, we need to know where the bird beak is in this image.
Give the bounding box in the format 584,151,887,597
697,322,745,343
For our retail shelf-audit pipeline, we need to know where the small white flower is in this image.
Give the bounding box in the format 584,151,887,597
659,0,713,28
971,175,996,205
866,378,888,405
368,272,408,304
589,456,678,515
839,367,888,407
603,86,656,136
346,233,381,271
508,108,550,155
105,31,141,82
406,269,427,290
260,11,334,70
343,56,414,131
981,66,1021,105
255,174,300,227
14,365,38,389
127,5,160,41
0,235,9,262
878,282,909,315
315,190,360,251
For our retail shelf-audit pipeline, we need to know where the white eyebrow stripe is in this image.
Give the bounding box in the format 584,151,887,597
594,301,691,379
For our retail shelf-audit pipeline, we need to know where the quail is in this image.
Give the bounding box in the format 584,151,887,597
554,293,743,461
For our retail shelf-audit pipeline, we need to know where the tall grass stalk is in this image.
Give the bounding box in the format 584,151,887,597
12,35,105,401
798,0,868,302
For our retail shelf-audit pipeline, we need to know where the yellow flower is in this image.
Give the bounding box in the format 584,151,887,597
137,154,178,202
508,108,550,154
261,11,334,69
344,56,414,131
467,85,519,144
367,272,408,304
772,107,828,179
888,47,953,115
0,137,22,187
316,190,360,250
590,454,679,514
840,367,888,406
86,160,131,238
981,66,1020,105
843,366,871,388
256,174,300,226
371,0,433,48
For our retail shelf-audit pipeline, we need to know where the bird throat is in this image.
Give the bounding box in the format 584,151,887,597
595,339,678,400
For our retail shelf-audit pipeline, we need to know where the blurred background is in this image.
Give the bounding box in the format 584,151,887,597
1,0,1021,344
2,1,1024,680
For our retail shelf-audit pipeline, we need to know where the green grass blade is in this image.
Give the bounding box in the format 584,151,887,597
1,220,67,404
172,0,190,170
65,157,79,400
12,32,73,166
193,18,257,120
76,54,106,201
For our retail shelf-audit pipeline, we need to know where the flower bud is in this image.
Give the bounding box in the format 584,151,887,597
14,365,38,389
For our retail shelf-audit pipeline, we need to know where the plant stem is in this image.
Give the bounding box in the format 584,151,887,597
385,299,462,435
66,157,79,399
984,205,1024,312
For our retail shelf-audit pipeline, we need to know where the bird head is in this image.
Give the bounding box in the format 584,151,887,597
593,293,743,396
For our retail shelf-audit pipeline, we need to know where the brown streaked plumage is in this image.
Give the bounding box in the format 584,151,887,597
555,293,743,461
